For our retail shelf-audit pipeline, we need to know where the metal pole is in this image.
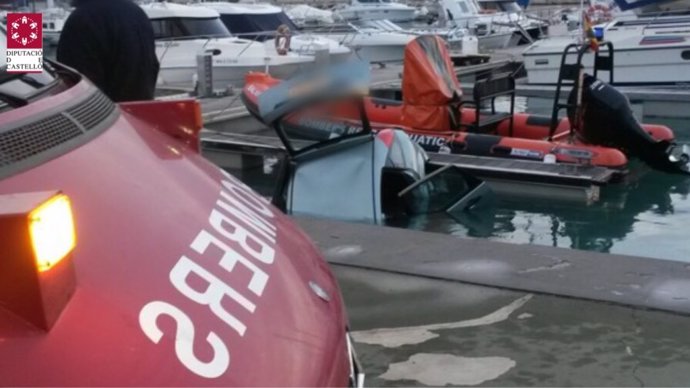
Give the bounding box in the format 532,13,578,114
579,0,585,42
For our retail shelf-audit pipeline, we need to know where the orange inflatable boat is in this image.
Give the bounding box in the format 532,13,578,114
242,36,689,174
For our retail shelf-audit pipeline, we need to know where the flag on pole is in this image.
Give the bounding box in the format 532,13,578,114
582,11,600,52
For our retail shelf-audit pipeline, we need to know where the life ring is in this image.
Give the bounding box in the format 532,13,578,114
586,4,612,24
275,25,291,56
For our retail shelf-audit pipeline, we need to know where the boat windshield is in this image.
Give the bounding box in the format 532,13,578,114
480,1,521,12
500,2,522,12
219,12,299,41
151,17,231,39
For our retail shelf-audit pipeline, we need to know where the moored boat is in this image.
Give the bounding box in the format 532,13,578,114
241,35,690,175
524,0,690,85
335,0,417,23
140,2,314,89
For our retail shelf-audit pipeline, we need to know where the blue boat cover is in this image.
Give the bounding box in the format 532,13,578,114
611,0,665,10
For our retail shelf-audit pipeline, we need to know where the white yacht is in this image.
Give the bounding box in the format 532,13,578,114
287,5,335,26
475,0,549,43
301,23,415,64
438,0,519,50
523,12,690,85
362,19,479,55
335,0,417,23
140,2,314,89
191,2,352,62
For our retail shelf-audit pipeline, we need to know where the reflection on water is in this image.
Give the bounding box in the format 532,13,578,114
230,137,690,262
393,97,690,263
393,170,690,262
206,91,690,263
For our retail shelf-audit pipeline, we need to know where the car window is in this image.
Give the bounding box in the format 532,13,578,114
399,165,472,214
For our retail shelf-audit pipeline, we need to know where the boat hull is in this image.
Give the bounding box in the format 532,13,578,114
525,44,690,85
352,44,408,63
478,31,515,51
158,60,312,90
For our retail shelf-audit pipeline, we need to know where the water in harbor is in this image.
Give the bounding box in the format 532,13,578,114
228,95,690,264
393,97,690,263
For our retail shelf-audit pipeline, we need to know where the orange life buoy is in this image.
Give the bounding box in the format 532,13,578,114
586,4,612,24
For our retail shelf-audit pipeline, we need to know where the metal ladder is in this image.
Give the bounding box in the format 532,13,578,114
547,40,615,141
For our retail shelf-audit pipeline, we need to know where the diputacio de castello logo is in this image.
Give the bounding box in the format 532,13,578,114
6,13,44,73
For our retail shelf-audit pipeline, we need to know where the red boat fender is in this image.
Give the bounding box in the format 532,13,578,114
642,124,675,142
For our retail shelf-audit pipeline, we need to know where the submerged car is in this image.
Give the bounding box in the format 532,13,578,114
239,61,492,223
0,29,362,386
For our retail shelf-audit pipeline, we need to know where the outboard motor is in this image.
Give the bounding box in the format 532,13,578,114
569,74,690,174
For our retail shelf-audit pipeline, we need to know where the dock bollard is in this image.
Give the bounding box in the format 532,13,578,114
196,52,213,98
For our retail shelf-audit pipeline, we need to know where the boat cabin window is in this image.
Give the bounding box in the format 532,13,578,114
499,2,521,12
302,24,357,34
219,12,298,41
150,17,231,40
480,1,521,12
457,1,470,13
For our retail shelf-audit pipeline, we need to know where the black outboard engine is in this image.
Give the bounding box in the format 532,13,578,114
569,74,690,174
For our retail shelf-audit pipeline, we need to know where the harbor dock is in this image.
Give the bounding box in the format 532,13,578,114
298,216,690,386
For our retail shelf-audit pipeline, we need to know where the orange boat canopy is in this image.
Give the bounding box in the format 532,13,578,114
401,35,463,131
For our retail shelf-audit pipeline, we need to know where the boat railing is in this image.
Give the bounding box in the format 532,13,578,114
301,23,358,46
641,10,663,35
639,9,680,35
155,34,278,73
157,32,316,59
221,30,334,58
